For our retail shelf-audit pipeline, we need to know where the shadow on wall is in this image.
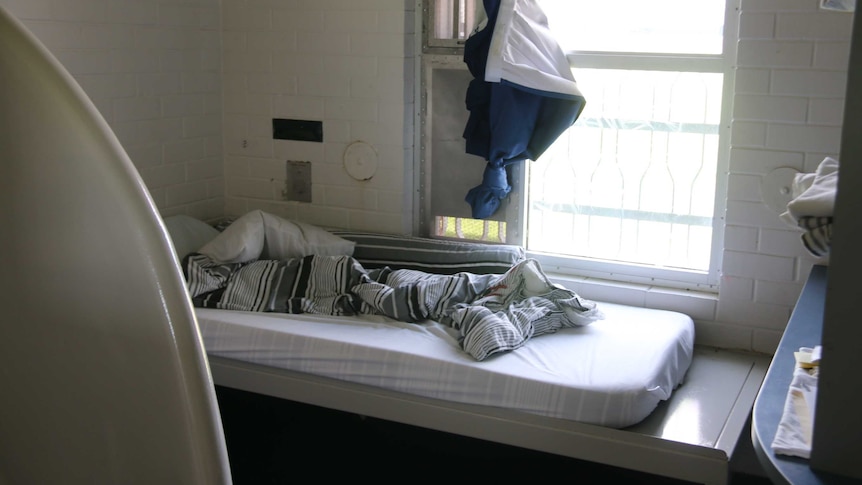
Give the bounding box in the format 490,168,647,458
0,6,231,484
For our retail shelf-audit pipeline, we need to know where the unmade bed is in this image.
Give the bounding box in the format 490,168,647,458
197,301,692,429
166,212,769,484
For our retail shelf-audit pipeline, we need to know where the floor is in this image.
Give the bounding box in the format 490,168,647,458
215,386,773,484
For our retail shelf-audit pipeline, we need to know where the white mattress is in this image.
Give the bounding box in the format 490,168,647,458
196,302,694,428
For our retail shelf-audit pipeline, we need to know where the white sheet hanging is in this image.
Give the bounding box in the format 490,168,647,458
485,0,581,97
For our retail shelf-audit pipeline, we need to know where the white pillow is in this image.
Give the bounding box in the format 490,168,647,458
198,210,355,264
162,214,220,260
198,210,266,263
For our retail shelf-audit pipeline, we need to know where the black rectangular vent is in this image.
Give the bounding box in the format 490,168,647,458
272,118,323,142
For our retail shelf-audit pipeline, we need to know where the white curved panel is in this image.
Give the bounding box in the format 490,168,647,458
0,7,231,484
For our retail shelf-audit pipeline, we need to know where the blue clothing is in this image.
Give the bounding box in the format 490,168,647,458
462,0,586,219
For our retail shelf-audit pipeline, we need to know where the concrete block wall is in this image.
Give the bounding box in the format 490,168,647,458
713,0,853,352
0,0,225,221
220,0,415,234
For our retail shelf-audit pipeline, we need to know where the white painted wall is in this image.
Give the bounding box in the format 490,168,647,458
719,0,852,352
0,0,853,354
219,0,415,234
0,0,224,221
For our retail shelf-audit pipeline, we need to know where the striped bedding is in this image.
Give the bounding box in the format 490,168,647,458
183,253,602,361
329,231,526,275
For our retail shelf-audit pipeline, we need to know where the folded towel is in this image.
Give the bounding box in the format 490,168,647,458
771,353,819,459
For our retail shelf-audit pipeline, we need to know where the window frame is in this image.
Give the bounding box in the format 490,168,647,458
422,0,476,51
523,53,734,291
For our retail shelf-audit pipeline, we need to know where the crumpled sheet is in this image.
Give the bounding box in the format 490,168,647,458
184,251,604,361
771,353,819,459
779,157,838,258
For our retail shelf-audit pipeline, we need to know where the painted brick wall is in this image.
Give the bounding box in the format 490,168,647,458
0,0,224,221
220,0,415,234
714,0,852,352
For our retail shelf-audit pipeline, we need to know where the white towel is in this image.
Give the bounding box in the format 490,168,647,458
771,364,819,459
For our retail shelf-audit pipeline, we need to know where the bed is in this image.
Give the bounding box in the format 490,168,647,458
166,210,770,484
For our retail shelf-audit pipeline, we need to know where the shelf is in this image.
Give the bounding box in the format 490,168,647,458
751,265,860,485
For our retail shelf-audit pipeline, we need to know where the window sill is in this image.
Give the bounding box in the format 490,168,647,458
549,272,719,323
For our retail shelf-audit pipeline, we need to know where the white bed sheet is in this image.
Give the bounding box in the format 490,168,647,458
196,302,694,428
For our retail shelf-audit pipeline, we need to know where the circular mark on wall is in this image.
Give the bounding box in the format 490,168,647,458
761,167,801,213
343,141,378,181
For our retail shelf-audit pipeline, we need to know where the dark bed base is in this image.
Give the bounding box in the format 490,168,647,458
207,345,769,485
215,385,698,483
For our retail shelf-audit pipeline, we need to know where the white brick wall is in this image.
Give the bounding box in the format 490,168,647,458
0,0,224,221
715,0,853,352
221,0,415,234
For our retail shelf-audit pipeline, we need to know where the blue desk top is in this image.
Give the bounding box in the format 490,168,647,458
751,265,860,485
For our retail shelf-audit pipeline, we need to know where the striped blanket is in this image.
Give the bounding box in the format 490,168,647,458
183,253,602,361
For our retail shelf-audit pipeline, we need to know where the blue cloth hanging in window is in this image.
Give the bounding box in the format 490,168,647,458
463,0,586,219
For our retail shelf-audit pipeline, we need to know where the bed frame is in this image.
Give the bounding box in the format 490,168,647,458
208,345,768,485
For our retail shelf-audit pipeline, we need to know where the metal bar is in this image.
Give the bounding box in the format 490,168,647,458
577,117,720,135
531,202,714,227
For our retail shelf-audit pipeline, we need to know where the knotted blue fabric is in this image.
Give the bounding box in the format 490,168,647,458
462,0,586,219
